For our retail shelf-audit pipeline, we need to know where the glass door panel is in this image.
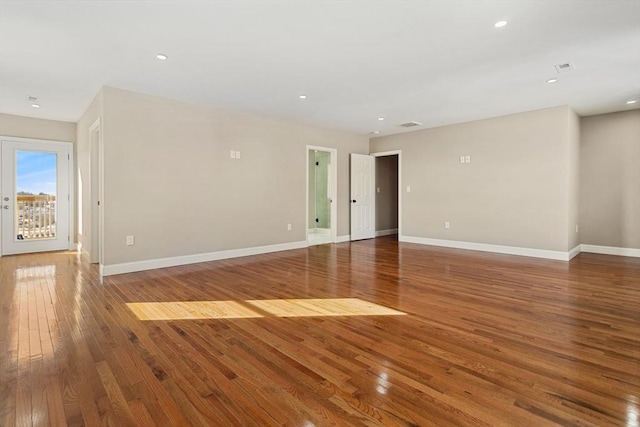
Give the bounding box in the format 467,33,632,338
1,139,71,255
16,151,58,240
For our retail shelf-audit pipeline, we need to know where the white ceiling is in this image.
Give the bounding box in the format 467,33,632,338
1,0,639,136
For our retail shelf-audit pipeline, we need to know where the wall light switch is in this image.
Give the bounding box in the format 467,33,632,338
460,156,465,164
406,186,411,193
287,223,292,231
444,221,450,229
465,155,471,163
235,151,241,159
230,150,236,159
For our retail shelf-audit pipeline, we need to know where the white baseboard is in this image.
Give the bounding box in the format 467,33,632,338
399,235,573,261
375,228,398,237
568,245,581,260
580,244,640,258
97,237,640,277
101,240,308,276
81,249,91,263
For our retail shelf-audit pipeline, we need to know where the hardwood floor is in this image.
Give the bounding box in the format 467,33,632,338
1,236,639,426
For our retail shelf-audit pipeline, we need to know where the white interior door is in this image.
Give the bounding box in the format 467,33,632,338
1,138,71,255
350,153,375,240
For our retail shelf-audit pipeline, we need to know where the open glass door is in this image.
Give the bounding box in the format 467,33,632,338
1,138,71,255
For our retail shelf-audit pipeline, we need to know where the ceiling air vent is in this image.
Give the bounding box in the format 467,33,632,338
554,62,575,73
398,121,422,128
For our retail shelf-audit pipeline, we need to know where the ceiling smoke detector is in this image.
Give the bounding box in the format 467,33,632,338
398,121,423,128
554,62,575,73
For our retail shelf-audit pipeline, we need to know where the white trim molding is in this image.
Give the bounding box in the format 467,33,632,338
375,228,398,237
101,240,308,276
568,245,581,260
336,235,351,243
580,244,640,258
399,235,574,261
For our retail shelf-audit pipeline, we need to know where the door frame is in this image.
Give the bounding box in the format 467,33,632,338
89,118,104,265
0,135,75,257
371,150,402,238
306,145,338,245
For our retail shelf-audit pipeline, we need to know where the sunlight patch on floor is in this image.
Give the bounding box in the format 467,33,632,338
127,298,406,321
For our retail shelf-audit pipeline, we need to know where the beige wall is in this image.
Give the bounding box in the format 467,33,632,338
75,90,104,259
0,113,76,143
567,108,581,250
371,106,576,252
375,155,398,231
101,87,368,265
580,110,640,249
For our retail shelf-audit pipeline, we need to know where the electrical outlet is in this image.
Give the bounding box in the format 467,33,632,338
444,221,450,229
460,156,465,164
406,186,411,193
287,224,292,231
377,187,381,193
126,235,135,246
575,224,579,233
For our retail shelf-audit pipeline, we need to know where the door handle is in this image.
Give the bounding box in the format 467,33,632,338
2,205,9,209
352,200,357,203
3,197,9,201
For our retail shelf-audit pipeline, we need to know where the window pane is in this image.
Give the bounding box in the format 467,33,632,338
16,151,57,239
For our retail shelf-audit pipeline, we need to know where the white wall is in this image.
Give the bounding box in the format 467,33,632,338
567,108,581,250
0,113,76,143
580,109,640,249
370,106,576,252
75,89,104,260
100,87,368,267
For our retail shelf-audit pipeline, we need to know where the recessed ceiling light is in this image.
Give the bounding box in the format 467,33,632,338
547,78,558,84
31,104,40,108
372,131,380,135
494,20,507,28
156,53,168,60
626,100,637,104
299,95,307,99
378,117,384,121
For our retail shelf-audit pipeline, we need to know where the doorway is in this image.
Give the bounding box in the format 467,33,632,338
0,137,73,255
374,154,399,237
307,146,337,245
371,150,401,239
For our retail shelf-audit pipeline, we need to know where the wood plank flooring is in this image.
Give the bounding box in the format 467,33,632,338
1,236,639,426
